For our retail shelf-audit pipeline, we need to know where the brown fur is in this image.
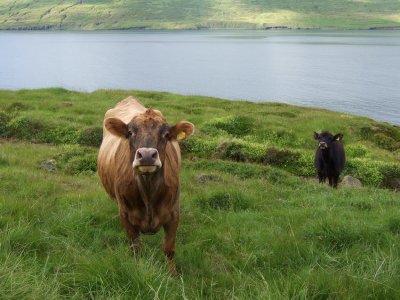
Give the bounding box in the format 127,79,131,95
97,96,193,275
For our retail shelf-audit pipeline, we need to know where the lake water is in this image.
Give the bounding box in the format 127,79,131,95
0,30,399,125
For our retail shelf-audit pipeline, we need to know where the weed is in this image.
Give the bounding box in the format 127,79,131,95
262,147,300,168
387,217,400,234
346,144,368,158
0,111,10,137
216,139,264,162
40,126,79,145
196,191,250,211
7,115,47,141
5,102,31,113
204,115,254,137
78,127,103,148
55,145,98,174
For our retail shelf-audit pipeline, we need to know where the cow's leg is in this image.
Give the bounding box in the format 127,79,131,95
328,176,333,187
119,210,141,254
333,174,339,188
318,172,326,183
318,172,323,183
163,219,179,276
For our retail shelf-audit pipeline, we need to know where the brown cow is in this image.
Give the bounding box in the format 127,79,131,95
97,96,194,275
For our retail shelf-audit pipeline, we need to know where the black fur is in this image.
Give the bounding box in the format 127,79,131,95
314,131,345,188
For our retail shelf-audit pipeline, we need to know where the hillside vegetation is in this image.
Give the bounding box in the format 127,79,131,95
0,88,400,298
0,0,400,30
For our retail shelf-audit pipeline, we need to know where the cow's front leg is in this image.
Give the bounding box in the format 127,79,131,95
318,173,325,183
163,218,179,276
333,174,339,188
328,176,333,187
119,209,141,254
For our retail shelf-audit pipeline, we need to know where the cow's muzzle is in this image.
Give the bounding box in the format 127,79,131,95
132,148,162,173
318,142,328,150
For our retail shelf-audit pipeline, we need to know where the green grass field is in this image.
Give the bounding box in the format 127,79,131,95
1,0,400,30
0,88,400,298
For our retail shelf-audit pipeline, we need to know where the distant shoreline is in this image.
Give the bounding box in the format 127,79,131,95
1,26,400,31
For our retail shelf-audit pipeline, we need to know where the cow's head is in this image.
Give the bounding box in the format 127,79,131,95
313,131,343,150
105,109,194,174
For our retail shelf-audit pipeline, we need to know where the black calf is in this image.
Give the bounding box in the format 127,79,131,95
314,131,345,188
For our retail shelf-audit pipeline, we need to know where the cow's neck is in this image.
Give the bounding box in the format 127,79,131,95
135,170,164,217
321,149,331,164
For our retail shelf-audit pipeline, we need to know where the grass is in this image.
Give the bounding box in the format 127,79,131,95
0,0,399,30
0,88,399,298
0,88,399,185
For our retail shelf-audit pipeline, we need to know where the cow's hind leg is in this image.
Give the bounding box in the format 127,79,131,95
163,219,179,276
119,209,141,254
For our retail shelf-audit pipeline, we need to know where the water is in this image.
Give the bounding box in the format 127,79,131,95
0,30,399,125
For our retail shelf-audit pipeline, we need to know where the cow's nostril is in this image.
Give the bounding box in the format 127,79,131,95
319,142,328,149
133,148,162,170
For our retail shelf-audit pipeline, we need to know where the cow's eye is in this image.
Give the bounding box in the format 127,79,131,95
126,130,134,138
163,132,170,140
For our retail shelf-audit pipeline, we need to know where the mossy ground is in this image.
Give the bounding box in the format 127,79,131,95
0,89,399,298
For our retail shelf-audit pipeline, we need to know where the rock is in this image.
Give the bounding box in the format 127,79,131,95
341,175,362,187
40,159,57,172
195,174,221,183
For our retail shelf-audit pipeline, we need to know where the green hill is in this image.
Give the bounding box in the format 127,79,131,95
1,89,400,298
1,0,400,30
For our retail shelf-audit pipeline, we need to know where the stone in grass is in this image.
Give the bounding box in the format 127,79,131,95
40,159,57,172
341,175,362,187
195,173,222,183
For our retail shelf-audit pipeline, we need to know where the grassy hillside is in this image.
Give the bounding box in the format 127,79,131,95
0,0,400,30
0,88,400,298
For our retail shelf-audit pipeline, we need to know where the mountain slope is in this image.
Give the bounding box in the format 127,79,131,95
0,0,400,30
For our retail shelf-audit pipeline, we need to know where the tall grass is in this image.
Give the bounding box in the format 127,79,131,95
0,89,399,298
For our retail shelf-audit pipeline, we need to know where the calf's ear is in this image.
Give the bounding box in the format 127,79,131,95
333,133,343,141
313,131,319,139
170,121,195,141
105,118,129,138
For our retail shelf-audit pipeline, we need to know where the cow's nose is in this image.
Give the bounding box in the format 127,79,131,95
135,148,159,165
319,142,327,148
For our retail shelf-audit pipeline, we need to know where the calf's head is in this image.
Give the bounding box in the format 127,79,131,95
105,109,194,174
314,131,343,150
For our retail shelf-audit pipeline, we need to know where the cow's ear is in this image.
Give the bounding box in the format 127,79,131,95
333,133,343,141
313,131,319,140
105,118,129,138
170,121,194,141
153,109,164,117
